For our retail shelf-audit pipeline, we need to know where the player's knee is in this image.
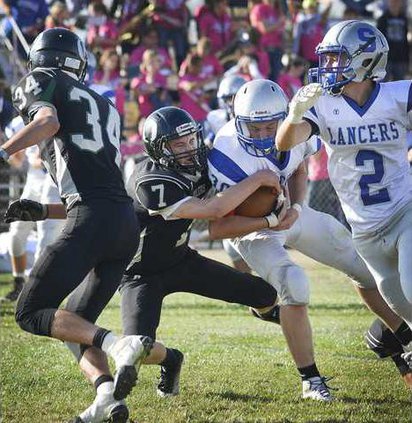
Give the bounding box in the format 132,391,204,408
272,265,309,305
9,231,29,257
365,318,403,358
15,298,55,337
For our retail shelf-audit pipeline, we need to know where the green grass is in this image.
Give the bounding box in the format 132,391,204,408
1,250,411,422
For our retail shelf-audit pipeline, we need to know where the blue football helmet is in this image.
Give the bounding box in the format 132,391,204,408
308,20,389,94
233,79,288,157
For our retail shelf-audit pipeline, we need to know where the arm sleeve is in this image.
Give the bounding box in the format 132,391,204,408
12,69,60,122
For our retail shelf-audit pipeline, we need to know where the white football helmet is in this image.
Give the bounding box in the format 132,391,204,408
309,20,389,94
233,79,288,157
217,75,247,117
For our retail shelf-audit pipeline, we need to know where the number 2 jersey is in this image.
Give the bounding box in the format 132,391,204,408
208,119,320,193
304,81,412,235
125,157,211,276
13,68,129,209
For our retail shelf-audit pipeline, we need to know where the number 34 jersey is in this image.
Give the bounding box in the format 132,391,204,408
304,81,412,235
13,68,129,209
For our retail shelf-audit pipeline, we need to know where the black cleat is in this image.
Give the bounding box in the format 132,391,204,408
157,349,184,397
1,276,24,302
250,304,280,325
69,401,129,423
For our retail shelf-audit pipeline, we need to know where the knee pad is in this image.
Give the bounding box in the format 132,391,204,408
269,264,310,306
365,319,403,358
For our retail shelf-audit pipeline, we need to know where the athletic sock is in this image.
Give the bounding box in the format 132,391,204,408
95,329,117,351
394,322,412,346
298,363,320,381
94,374,114,391
160,348,179,368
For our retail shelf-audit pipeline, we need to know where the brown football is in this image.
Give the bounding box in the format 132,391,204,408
235,186,280,217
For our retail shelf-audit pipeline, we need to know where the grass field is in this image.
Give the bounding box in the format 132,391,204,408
1,249,411,423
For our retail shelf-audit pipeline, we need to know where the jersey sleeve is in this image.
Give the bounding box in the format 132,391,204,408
13,69,60,121
303,136,322,159
207,147,248,192
406,81,412,130
135,176,192,220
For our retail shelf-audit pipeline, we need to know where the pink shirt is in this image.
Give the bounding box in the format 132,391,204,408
129,46,172,69
153,0,188,29
293,14,324,63
250,4,283,49
179,55,223,79
178,74,209,121
131,72,168,117
277,73,302,99
198,11,231,53
308,144,329,181
86,20,118,49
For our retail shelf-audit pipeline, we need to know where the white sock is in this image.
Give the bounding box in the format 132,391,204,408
96,381,114,396
101,332,119,355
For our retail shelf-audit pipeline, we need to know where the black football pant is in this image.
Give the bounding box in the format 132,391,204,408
15,199,139,337
120,249,277,339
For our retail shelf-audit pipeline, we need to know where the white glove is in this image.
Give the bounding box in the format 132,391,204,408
288,83,323,124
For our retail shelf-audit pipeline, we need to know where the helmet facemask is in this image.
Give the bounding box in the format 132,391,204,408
235,113,285,157
159,124,208,175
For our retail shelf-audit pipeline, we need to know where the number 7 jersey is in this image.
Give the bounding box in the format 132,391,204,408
304,81,412,235
13,68,129,209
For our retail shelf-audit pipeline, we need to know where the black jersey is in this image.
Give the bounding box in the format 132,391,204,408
125,157,211,276
12,68,129,209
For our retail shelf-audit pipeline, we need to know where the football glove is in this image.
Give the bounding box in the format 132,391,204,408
4,199,48,223
288,83,323,124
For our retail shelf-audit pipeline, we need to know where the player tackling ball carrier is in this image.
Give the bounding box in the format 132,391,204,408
276,20,412,367
208,78,412,399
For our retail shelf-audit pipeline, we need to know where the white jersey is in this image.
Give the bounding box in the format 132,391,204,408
305,81,412,234
206,109,229,137
208,119,320,192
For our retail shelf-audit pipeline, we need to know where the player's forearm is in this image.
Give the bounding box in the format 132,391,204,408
46,203,67,219
288,164,307,206
1,114,59,157
208,216,268,240
276,118,309,151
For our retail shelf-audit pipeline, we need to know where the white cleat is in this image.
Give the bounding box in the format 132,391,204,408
108,335,154,400
302,376,334,402
72,394,129,423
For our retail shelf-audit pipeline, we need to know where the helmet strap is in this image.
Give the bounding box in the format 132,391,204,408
362,52,383,81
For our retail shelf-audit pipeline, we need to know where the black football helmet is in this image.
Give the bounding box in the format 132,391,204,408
28,28,88,82
143,107,207,174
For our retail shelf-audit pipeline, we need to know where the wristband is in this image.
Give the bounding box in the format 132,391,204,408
292,203,302,214
0,148,9,161
264,213,279,228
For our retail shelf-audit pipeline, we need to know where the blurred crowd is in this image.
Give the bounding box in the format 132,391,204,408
1,0,411,152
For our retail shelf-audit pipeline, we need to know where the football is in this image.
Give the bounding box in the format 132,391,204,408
235,186,284,217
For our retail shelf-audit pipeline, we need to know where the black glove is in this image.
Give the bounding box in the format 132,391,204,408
4,199,48,223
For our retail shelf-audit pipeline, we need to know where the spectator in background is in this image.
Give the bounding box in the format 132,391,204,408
249,0,285,81
86,2,118,51
377,0,409,81
179,54,211,123
292,0,331,68
307,144,347,227
131,49,178,120
224,31,270,80
45,1,70,30
1,0,49,55
152,0,189,67
179,37,223,94
197,0,233,56
128,27,172,77
93,49,127,121
277,55,305,99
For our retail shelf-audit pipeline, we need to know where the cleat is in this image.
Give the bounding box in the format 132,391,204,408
70,395,129,423
249,304,280,325
401,351,412,368
0,276,24,302
110,335,154,400
157,350,184,397
302,376,334,402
